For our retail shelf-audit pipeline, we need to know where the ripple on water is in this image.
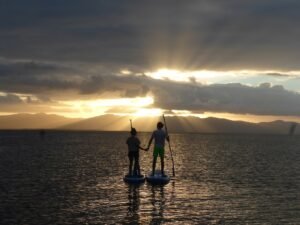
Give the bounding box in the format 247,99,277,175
0,131,300,224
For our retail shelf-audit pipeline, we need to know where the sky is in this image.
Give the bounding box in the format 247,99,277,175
1,0,300,122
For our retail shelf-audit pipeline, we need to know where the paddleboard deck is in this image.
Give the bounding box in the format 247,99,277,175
146,170,170,185
123,174,145,184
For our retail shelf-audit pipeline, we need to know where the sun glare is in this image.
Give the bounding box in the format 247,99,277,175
60,97,154,118
132,108,163,117
144,68,300,86
145,69,187,82
145,68,229,83
84,97,154,108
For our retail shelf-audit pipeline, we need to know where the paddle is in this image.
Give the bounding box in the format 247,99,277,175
163,114,175,177
130,119,147,152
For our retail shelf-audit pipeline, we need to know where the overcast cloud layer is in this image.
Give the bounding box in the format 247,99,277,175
1,1,300,118
1,0,300,70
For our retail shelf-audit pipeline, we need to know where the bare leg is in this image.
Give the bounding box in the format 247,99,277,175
136,158,140,176
152,157,157,176
133,154,140,175
136,163,140,175
161,156,164,175
129,158,133,176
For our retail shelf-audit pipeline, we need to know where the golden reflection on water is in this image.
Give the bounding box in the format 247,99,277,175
125,185,141,223
8,131,296,224
148,185,166,224
120,179,216,224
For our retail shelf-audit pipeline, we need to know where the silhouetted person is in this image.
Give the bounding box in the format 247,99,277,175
147,122,169,176
126,128,146,176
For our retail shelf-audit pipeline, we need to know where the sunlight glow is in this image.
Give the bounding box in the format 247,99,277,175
145,68,235,83
145,69,186,82
144,68,300,87
64,96,153,108
2,68,300,122
59,97,154,118
120,69,132,75
132,108,163,117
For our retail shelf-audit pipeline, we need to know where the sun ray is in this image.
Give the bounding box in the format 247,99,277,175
59,97,154,118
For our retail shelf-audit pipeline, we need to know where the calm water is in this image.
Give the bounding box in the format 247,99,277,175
0,131,299,224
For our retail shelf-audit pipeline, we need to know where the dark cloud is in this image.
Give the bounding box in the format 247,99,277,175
0,59,82,95
0,58,72,77
1,0,300,70
150,81,300,116
0,92,55,106
0,93,23,104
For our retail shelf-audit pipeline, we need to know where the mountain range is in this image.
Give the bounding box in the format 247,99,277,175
0,113,80,129
0,113,298,135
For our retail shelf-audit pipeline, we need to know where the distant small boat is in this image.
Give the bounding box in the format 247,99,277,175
146,170,170,185
123,174,145,184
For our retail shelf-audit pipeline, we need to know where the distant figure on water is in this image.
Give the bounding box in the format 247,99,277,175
39,129,46,140
126,128,146,176
289,122,297,136
147,122,169,176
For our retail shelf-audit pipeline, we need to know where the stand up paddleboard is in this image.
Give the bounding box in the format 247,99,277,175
123,174,146,184
146,170,170,185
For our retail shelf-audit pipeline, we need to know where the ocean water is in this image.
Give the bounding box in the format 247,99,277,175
0,131,299,225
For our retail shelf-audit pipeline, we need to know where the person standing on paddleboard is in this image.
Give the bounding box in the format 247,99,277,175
147,122,169,176
126,128,146,176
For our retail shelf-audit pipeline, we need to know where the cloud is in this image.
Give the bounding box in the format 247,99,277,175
0,93,23,104
2,1,300,118
1,1,300,70
0,59,148,98
0,59,83,96
1,56,300,116
0,92,76,114
265,72,293,77
150,81,300,116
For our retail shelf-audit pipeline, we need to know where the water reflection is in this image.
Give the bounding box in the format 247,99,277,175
1,131,300,224
150,185,165,224
125,184,141,223
146,181,175,224
123,181,177,224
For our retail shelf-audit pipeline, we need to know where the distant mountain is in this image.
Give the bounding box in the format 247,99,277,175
60,114,300,135
0,113,81,129
60,114,137,131
258,120,298,135
0,113,298,134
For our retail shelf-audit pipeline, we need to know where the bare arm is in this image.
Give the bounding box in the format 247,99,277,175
147,132,154,149
139,146,147,151
165,128,170,142
136,139,147,151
